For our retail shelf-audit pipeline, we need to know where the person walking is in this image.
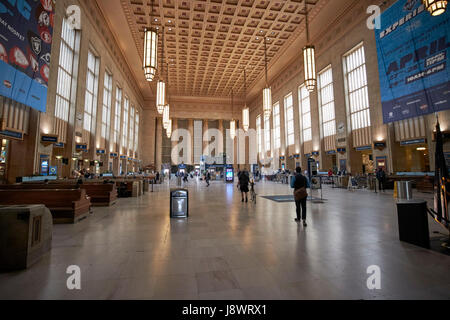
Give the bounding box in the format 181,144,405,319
206,171,211,187
376,167,386,192
292,167,308,226
238,169,250,202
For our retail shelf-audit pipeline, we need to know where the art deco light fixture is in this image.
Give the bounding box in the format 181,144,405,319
166,119,172,138
242,69,249,132
143,0,157,82
163,104,170,130
423,0,448,16
303,1,316,92
230,90,236,140
263,37,272,120
163,63,170,130
156,27,165,114
242,108,249,133
156,80,165,114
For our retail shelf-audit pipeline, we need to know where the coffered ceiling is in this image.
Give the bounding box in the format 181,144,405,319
97,0,331,102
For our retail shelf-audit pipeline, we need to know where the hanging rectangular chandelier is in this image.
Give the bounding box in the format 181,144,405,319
263,87,272,119
166,119,172,138
243,107,249,132
242,68,250,132
156,80,165,114
262,37,272,120
230,90,236,140
423,0,448,16
143,27,158,82
230,120,236,140
302,1,316,93
303,45,316,92
163,104,170,129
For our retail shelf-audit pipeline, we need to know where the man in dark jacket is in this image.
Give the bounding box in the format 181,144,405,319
294,167,308,226
376,168,386,192
206,171,211,187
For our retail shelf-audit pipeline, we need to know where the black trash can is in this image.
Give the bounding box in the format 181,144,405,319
170,189,189,218
396,200,430,249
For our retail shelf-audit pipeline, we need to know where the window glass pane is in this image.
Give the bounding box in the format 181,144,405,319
122,97,129,147
101,73,112,139
318,67,336,138
344,44,371,131
264,116,271,151
114,87,122,146
55,18,78,122
273,102,281,149
299,84,312,143
84,51,99,133
256,115,262,153
284,93,294,146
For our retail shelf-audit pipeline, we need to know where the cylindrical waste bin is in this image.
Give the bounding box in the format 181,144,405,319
396,200,429,249
396,181,413,200
170,189,189,218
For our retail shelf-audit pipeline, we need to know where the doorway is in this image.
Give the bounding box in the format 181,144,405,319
408,145,430,172
0,139,8,183
361,152,374,174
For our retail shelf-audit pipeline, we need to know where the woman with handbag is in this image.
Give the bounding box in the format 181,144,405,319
293,167,308,227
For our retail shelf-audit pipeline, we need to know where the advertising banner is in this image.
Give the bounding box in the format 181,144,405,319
0,0,54,112
375,0,450,123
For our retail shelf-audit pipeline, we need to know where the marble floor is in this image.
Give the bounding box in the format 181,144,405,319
1,179,449,300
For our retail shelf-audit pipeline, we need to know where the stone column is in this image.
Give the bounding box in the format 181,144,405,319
202,119,209,157
218,119,224,156
155,117,163,172
171,119,179,165
142,112,156,169
188,119,194,165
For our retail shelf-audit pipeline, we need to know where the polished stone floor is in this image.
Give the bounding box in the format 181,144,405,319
1,179,449,300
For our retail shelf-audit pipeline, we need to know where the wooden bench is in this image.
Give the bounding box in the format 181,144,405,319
0,189,91,224
1,184,79,190
115,181,139,198
416,176,434,193
17,182,117,206
388,176,434,192
22,178,141,198
80,184,117,206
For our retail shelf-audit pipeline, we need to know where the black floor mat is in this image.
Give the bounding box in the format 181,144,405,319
260,195,326,203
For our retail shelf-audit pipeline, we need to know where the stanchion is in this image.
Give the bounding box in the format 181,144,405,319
151,179,154,192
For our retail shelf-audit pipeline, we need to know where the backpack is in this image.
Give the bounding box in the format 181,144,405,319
239,172,250,185
290,175,296,188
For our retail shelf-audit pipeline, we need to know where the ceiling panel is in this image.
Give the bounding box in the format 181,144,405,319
118,0,320,98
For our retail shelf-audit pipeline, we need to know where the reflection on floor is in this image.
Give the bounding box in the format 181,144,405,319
0,179,449,300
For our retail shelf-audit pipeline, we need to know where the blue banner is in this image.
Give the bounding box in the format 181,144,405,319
375,0,450,123
0,0,54,112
